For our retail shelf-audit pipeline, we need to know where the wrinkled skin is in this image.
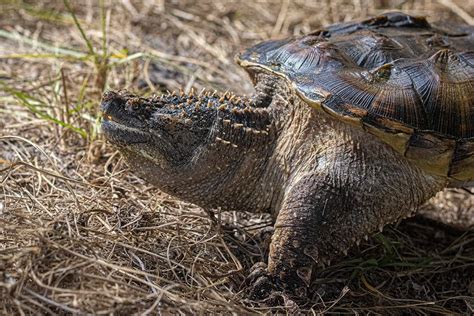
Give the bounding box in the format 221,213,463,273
101,71,446,297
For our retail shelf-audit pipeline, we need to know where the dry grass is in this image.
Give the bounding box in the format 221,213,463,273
0,0,473,314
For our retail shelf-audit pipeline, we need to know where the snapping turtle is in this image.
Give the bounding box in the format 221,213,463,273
101,12,474,295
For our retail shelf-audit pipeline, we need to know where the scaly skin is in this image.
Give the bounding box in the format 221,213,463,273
101,72,446,295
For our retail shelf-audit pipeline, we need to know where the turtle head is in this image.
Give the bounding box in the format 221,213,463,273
101,91,217,169
101,89,276,210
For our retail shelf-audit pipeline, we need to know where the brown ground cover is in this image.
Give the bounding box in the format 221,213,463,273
0,0,473,314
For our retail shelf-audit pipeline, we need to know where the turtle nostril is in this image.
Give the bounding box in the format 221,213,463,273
101,98,122,115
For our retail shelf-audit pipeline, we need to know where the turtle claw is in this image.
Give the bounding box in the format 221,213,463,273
243,262,275,300
242,262,282,303
245,262,268,284
248,275,277,301
243,262,304,311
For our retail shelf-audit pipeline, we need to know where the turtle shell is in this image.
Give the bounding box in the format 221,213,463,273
237,12,474,184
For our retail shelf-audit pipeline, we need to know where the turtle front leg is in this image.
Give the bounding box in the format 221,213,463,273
268,173,360,294
248,163,445,298
247,172,362,299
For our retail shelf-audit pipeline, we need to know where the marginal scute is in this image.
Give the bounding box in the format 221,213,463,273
362,118,412,155
449,140,474,182
405,132,455,177
238,12,474,183
319,95,364,127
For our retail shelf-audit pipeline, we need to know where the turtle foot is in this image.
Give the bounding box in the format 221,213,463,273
242,262,300,311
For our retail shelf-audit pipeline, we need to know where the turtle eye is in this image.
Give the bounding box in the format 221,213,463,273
103,114,114,121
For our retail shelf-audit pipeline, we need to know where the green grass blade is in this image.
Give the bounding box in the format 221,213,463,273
0,82,88,139
63,0,97,59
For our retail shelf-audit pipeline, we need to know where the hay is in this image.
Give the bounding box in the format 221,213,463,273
1,0,473,314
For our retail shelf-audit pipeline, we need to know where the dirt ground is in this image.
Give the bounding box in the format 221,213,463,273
0,0,473,314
